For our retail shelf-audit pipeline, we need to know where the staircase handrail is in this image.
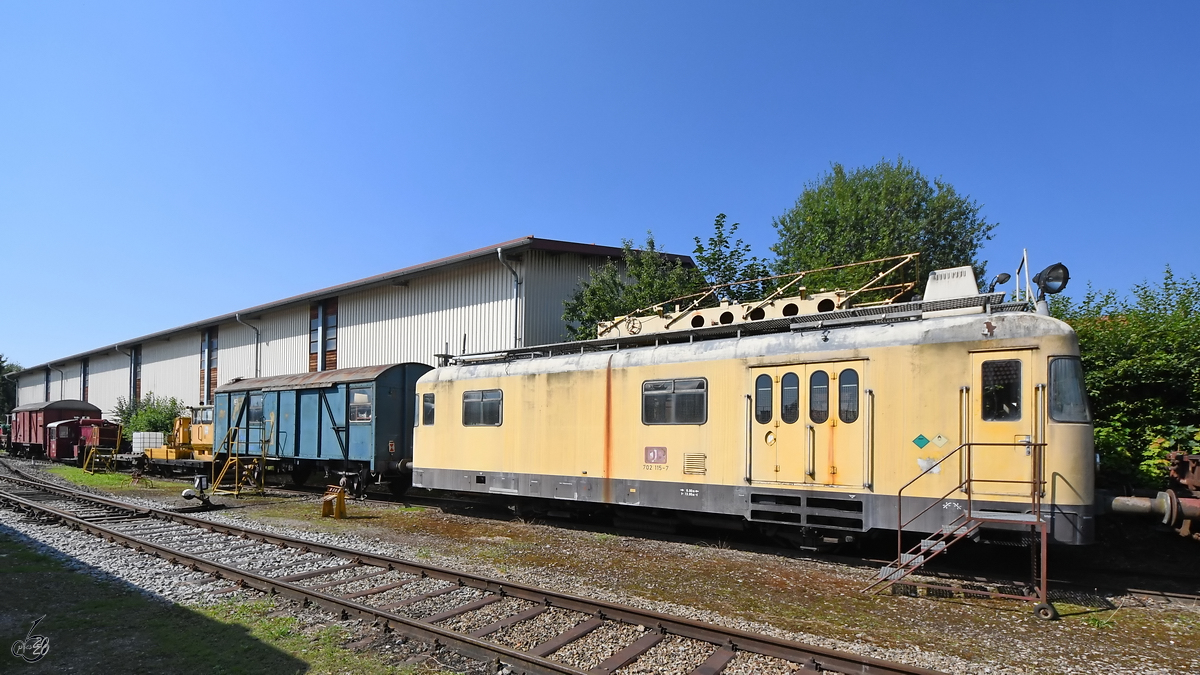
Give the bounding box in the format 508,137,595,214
896,441,1048,569
897,443,968,558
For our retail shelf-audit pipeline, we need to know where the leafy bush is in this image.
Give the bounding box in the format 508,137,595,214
1052,268,1200,489
111,393,184,440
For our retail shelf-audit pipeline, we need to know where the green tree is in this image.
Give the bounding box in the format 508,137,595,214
0,354,20,418
693,214,772,302
562,233,704,340
1052,268,1200,488
770,157,996,292
111,393,183,440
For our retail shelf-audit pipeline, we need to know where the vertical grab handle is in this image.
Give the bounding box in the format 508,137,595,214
863,389,874,490
745,394,753,484
959,386,970,490
1032,384,1041,499
806,424,816,478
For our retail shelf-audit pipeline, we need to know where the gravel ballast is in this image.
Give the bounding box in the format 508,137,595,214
3,459,1196,675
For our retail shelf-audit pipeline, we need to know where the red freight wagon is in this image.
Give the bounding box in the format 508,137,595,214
7,400,103,458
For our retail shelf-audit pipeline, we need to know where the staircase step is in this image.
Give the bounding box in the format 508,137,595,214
899,553,925,566
876,565,905,581
919,539,946,552
940,524,972,537
968,510,1041,524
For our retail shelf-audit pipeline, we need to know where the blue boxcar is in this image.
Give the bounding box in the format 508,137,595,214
213,363,431,493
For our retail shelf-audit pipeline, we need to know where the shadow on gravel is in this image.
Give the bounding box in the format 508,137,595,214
0,523,308,675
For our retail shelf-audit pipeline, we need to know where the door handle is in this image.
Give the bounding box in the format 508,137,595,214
806,424,816,478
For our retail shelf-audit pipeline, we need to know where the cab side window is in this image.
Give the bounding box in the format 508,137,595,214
422,393,436,425
463,390,502,426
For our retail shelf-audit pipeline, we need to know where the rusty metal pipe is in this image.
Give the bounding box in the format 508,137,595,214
1111,492,1200,525
1110,494,1167,516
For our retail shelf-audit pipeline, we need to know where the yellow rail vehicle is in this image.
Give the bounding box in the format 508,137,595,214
143,406,215,468
413,266,1093,546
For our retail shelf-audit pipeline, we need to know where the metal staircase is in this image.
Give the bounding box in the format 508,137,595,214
863,441,1057,619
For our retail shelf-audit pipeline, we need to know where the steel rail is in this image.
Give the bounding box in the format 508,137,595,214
0,481,585,675
0,465,943,675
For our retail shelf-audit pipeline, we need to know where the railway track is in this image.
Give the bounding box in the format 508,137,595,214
0,462,941,675
258,481,1200,608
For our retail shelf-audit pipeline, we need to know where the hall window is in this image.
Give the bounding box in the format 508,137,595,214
309,298,338,372
201,327,218,405
132,345,142,400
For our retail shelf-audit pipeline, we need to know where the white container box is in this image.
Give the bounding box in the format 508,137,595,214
132,432,165,454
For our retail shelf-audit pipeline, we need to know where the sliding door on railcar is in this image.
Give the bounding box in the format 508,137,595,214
749,361,867,488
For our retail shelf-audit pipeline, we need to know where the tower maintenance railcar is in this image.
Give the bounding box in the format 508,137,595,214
411,265,1095,547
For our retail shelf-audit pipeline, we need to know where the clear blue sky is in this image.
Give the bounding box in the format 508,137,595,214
2,2,1197,367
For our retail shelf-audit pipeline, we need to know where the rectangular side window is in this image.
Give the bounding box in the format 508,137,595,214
349,386,372,422
422,393,435,425
248,393,264,425
463,389,501,426
1049,357,1091,422
642,378,707,425
981,360,1022,421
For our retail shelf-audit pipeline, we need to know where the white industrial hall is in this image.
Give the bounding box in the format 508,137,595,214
13,237,688,417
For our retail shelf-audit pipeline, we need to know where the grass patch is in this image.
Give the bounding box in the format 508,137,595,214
44,465,175,496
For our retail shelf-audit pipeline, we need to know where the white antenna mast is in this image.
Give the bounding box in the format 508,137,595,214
1023,249,1033,303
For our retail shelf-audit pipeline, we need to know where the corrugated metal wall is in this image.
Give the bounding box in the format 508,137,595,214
61,361,83,400
523,250,613,346
17,372,43,406
142,336,200,405
216,307,309,385
87,350,133,417
219,321,256,383
47,367,66,401
340,259,517,367
258,307,309,376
